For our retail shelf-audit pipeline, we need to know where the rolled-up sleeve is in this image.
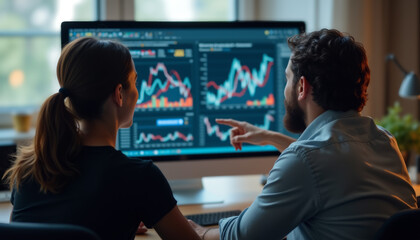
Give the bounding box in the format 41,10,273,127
219,149,320,240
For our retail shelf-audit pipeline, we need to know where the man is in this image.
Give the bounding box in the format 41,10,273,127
189,29,417,240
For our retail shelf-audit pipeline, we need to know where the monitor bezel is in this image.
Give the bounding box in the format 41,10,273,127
60,20,305,162
61,21,305,48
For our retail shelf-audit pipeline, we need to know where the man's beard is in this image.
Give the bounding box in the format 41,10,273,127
283,91,306,134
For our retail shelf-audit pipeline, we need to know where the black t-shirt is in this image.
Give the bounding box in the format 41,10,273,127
11,146,177,240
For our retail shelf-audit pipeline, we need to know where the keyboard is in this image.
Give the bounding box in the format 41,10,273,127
185,210,241,226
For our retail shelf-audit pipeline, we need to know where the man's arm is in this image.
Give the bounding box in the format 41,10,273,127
218,151,318,240
216,118,296,152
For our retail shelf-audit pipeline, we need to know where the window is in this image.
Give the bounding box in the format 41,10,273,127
135,0,236,21
0,0,236,129
0,0,235,110
0,0,96,109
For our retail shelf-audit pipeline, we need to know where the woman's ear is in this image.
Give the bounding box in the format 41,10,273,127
112,83,123,107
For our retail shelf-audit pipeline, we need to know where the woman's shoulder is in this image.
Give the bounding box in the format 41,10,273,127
80,146,164,183
81,146,153,168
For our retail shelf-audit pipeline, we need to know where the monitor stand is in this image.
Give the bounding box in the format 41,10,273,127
169,178,224,205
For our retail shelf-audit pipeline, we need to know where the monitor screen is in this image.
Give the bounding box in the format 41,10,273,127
61,21,304,164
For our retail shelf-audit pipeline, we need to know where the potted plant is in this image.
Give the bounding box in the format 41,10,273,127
375,102,420,166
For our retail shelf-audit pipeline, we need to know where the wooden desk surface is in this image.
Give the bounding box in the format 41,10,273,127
0,175,418,240
136,175,263,239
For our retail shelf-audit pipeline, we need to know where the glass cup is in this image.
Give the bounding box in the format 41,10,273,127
12,113,32,133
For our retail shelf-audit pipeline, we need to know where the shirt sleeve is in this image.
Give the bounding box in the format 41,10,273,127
140,162,177,228
219,149,320,240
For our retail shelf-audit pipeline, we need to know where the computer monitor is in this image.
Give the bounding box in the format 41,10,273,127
61,21,305,204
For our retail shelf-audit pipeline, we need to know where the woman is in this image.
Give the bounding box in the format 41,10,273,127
4,37,200,240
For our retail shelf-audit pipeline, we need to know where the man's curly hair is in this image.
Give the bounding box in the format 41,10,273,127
288,29,370,112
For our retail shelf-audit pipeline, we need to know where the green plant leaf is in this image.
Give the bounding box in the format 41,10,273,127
376,102,420,153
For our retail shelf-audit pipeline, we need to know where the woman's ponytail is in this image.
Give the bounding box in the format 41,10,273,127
4,92,81,193
4,37,133,193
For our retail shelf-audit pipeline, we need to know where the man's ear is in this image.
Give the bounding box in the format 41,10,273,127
113,83,123,107
297,76,311,101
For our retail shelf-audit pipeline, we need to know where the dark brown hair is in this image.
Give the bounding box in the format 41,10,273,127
4,37,133,193
288,29,370,112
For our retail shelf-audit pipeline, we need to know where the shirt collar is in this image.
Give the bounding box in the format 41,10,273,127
297,110,360,141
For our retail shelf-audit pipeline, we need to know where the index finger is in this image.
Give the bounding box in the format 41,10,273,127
215,118,242,128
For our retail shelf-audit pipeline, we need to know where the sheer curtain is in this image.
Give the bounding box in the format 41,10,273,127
238,0,420,119
330,0,419,119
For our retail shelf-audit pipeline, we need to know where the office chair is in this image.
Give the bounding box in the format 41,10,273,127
0,222,101,240
374,208,420,240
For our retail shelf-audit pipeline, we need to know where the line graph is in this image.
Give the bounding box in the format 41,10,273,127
136,62,193,109
129,116,195,149
136,131,193,144
202,113,275,144
205,54,275,108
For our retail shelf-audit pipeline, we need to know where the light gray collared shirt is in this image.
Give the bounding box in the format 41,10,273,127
219,110,417,240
